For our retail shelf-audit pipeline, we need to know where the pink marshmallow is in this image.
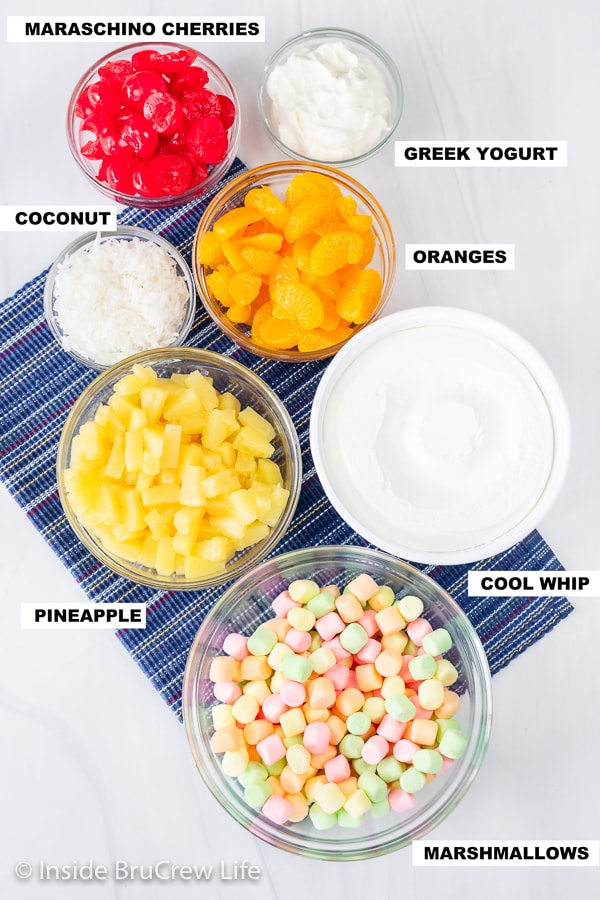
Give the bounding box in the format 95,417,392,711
222,633,249,661
284,628,312,653
346,669,360,691
315,611,346,641
261,693,288,723
354,638,382,664
256,733,287,766
279,680,307,708
377,714,407,743
406,617,433,646
358,609,378,637
389,787,417,813
321,637,351,661
440,756,455,774
362,734,389,765
324,754,351,783
261,793,292,824
303,721,331,754
212,681,242,704
411,696,434,720
271,590,300,618
324,663,350,691
393,739,420,763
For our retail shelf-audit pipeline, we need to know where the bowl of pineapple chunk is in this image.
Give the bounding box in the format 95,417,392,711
56,347,302,589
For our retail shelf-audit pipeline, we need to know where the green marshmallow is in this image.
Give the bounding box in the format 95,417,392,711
357,771,388,803
309,803,338,831
339,622,369,653
352,758,377,777
384,692,416,722
346,711,371,736
370,798,392,819
306,591,337,618
439,728,468,760
244,781,273,809
370,585,395,609
435,658,459,686
337,808,363,828
436,717,460,742
237,762,268,787
264,758,286,777
422,627,453,656
377,756,405,783
309,632,323,652
339,734,364,759
282,652,314,683
247,626,277,656
407,653,437,681
399,766,426,794
412,749,443,775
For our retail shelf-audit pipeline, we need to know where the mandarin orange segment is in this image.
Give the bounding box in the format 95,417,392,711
259,316,303,350
271,282,324,330
269,257,299,291
285,172,342,207
336,195,357,220
206,265,234,307
251,300,274,346
212,207,265,241
239,232,284,251
318,298,342,331
226,302,254,324
292,234,319,272
308,231,365,277
297,324,353,353
229,271,262,306
245,186,289,231
198,231,226,268
284,197,331,243
336,269,383,324
240,246,280,276
347,213,373,233
222,240,250,272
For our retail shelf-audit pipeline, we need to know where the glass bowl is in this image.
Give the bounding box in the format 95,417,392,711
44,226,196,371
56,348,302,590
66,42,240,208
183,545,492,860
192,161,396,362
258,28,403,166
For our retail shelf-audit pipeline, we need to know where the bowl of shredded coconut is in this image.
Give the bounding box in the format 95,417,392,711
44,226,196,369
258,28,403,166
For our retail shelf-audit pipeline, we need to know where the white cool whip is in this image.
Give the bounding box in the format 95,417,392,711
318,325,556,554
265,41,392,161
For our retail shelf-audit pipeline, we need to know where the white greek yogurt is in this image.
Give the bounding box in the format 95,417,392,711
311,311,569,562
264,40,392,161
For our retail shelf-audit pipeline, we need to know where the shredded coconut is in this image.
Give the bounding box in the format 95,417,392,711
53,235,190,366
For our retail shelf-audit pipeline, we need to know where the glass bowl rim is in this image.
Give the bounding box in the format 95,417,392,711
43,225,197,371
66,41,241,208
257,26,404,167
192,160,397,362
56,346,303,590
182,543,493,860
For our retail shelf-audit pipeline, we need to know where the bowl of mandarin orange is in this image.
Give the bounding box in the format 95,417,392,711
192,161,396,360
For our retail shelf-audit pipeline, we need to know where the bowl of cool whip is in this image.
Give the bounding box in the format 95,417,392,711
258,28,403,166
310,308,571,564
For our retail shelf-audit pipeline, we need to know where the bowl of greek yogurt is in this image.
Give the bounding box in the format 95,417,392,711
310,308,570,564
258,28,403,166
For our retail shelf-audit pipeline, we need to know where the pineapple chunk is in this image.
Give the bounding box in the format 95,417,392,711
218,391,242,413
203,408,240,451
185,370,219,411
78,421,104,461
162,423,182,468
104,434,125,480
122,489,146,533
156,536,176,576
234,521,270,551
232,425,274,459
140,385,168,423
238,407,276,441
141,483,180,506
179,465,208,507
229,489,258,527
124,430,144,472
256,457,284,486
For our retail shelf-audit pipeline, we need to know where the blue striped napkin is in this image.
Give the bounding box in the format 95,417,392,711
0,158,572,720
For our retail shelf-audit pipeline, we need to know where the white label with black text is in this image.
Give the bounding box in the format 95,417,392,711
0,206,117,232
468,570,600,597
413,840,599,867
6,17,265,42
21,603,147,629
395,141,567,167
406,244,514,270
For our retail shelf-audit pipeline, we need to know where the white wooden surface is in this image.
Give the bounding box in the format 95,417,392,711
1,1,599,898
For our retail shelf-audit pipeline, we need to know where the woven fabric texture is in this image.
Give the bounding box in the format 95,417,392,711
0,158,572,721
